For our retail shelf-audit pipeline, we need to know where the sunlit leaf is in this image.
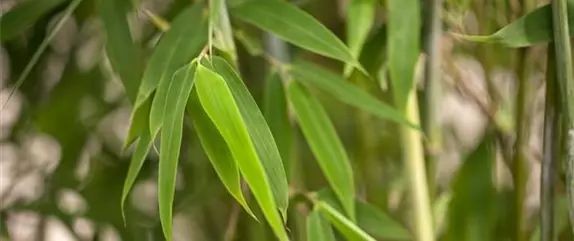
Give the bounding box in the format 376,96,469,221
288,81,355,220
157,62,197,241
230,0,361,69
387,0,420,108
307,209,336,241
0,0,69,43
454,1,574,48
356,200,411,240
263,70,293,178
99,0,142,102
187,91,256,220
288,61,418,129
203,56,289,219
344,0,375,76
316,201,376,241
194,64,288,241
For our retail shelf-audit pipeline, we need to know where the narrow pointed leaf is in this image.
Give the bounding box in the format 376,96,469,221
126,3,207,148
288,61,418,129
356,200,412,240
157,63,197,241
210,0,237,59
344,0,376,75
0,0,68,43
316,201,376,241
387,0,420,108
234,29,263,56
194,64,288,241
455,1,574,48
307,210,336,241
230,0,359,67
263,70,293,178
202,57,289,219
99,0,142,103
187,92,257,220
288,81,355,220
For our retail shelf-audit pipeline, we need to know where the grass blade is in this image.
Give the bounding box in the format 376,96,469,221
157,62,197,241
203,56,289,219
288,81,355,220
307,209,336,241
344,0,375,76
0,0,68,43
187,91,256,220
194,64,288,241
288,61,418,129
316,201,376,241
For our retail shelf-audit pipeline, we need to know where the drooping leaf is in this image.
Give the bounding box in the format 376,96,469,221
288,81,355,220
387,0,420,108
445,134,497,241
316,201,376,241
157,63,198,241
210,0,237,60
202,56,289,219
356,200,412,240
126,3,207,148
187,91,256,220
194,64,288,241
263,70,293,178
288,60,418,129
454,1,574,48
99,0,142,103
0,0,69,43
307,209,336,241
344,0,376,76
230,0,361,69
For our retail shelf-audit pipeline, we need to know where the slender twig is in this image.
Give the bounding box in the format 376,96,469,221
541,44,559,241
224,202,241,241
423,0,443,201
551,0,574,233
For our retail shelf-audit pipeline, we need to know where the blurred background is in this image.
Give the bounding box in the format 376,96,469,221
0,0,572,240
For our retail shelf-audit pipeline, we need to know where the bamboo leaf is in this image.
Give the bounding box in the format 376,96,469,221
307,210,336,241
0,0,68,43
288,81,355,220
263,70,293,178
288,61,418,129
126,3,207,148
210,0,237,59
230,0,360,69
454,1,574,48
99,0,142,103
234,29,263,56
316,201,376,241
187,91,257,220
194,64,288,241
356,200,412,240
387,0,420,108
203,57,289,219
344,0,376,76
157,62,198,241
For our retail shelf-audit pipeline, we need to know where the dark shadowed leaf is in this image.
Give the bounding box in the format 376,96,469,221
234,28,263,56
0,0,69,43
307,209,336,241
356,200,411,240
288,81,355,220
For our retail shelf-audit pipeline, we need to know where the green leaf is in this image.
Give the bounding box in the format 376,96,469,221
157,62,198,241
344,0,376,76
387,0,420,108
99,0,142,103
194,64,288,241
210,0,237,60
307,209,336,241
127,3,207,148
234,28,263,56
203,57,289,219
288,61,418,129
230,0,359,68
288,81,355,220
454,1,574,48
356,200,412,240
316,201,376,241
0,0,68,43
263,70,293,179
187,91,257,220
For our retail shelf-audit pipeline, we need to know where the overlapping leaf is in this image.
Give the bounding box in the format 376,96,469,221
345,0,376,75
307,209,336,241
288,61,418,129
210,0,236,59
0,0,69,43
356,200,411,240
288,81,355,220
230,0,362,70
316,201,376,241
187,91,256,220
203,57,289,218
194,64,288,241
